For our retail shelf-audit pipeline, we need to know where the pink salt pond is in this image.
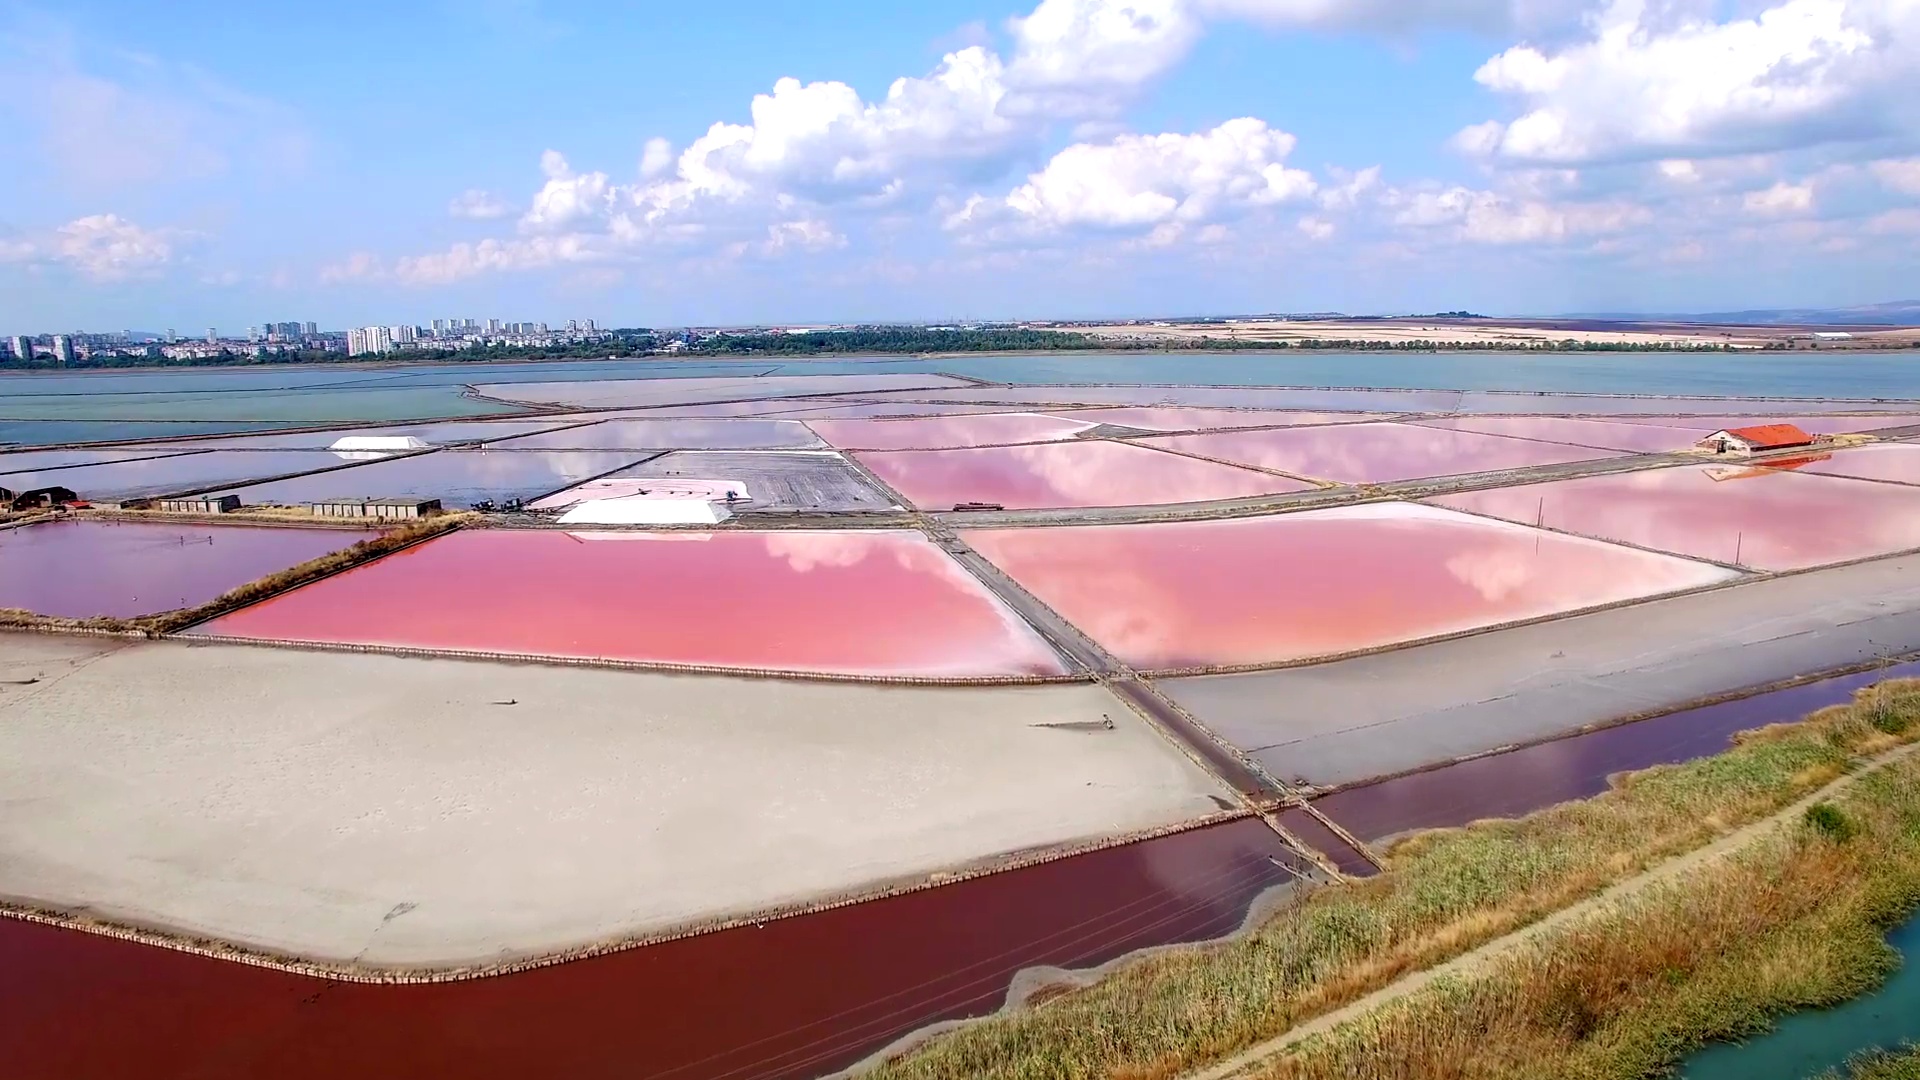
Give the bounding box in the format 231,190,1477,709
962,504,1734,671
1142,422,1617,484
1430,465,1920,571
807,413,1097,451
1611,415,1920,434
1410,416,1696,454
855,440,1311,510
0,519,373,619
190,528,1065,679
1780,444,1920,487
1045,408,1387,432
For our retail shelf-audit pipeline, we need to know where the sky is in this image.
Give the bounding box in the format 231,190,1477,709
1,0,1918,332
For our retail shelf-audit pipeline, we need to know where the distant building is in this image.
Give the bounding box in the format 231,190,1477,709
165,328,177,342
207,327,218,343
303,321,318,337
50,335,75,366
485,318,502,333
431,318,446,334
1811,331,1854,342
9,335,32,362
583,318,596,332
1699,424,1819,458
392,324,418,344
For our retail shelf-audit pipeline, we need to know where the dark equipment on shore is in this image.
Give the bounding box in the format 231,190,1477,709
952,501,1005,512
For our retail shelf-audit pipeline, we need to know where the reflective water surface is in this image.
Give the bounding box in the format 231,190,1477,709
808,413,1096,451
191,528,1066,677
964,504,1735,670
856,441,1309,510
1775,443,1920,487
1431,466,1920,570
1411,415,1697,453
1143,422,1617,484
0,519,372,618
1047,407,1391,431
212,450,650,507
1611,414,1920,432
488,418,823,451
0,448,204,475
0,818,1297,1080
120,418,589,450
0,451,372,501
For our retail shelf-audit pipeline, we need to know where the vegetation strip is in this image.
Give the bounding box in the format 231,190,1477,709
1821,1046,1920,1080
868,680,1920,1080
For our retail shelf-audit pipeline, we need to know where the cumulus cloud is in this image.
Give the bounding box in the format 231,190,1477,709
765,219,848,252
52,214,178,280
1201,0,1590,35
448,189,512,219
639,136,675,179
1459,0,1920,165
1744,180,1816,214
1387,184,1650,243
1872,157,1920,195
961,118,1315,237
1002,0,1200,117
521,150,616,231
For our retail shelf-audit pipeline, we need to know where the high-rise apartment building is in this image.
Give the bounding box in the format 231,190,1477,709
303,322,317,337
50,335,75,366
207,328,218,343
165,328,177,342
431,319,446,334
392,324,418,344
10,335,32,362
484,318,502,333
583,319,596,332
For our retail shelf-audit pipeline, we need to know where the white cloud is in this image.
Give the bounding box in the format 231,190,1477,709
1744,180,1816,214
393,235,594,285
766,219,848,252
1870,208,1920,233
640,137,675,179
1459,0,1920,165
448,189,512,219
1872,157,1920,195
1388,184,1650,243
1297,215,1336,240
1002,0,1200,117
1198,0,1589,35
521,151,615,231
53,214,177,280
984,118,1316,234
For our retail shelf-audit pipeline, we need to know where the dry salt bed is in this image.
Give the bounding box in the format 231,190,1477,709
1141,422,1618,484
963,503,1735,671
1431,465,1920,571
537,450,897,513
1161,550,1920,789
484,418,824,451
0,450,374,503
190,528,1066,679
0,634,1230,967
471,374,972,410
0,519,374,619
208,449,650,508
807,413,1098,451
1408,415,1703,453
115,418,595,450
855,440,1310,510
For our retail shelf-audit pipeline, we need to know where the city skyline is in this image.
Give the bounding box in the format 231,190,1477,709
1,0,1917,330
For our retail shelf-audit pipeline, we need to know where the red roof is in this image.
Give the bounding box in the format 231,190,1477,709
1722,423,1815,448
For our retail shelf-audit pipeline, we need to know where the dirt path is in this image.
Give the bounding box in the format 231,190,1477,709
1181,738,1920,1080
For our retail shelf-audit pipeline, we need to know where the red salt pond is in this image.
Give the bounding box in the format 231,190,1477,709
1,818,1302,1080
1045,407,1387,432
1141,422,1616,484
1312,662,1920,845
1430,466,1920,571
856,441,1308,511
1410,416,1695,453
1773,444,1920,487
963,504,1735,671
1275,808,1377,878
190,528,1065,678
808,413,1097,451
0,519,372,619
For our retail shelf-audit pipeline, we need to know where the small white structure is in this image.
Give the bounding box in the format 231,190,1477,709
556,499,734,525
329,435,433,453
1697,424,1817,458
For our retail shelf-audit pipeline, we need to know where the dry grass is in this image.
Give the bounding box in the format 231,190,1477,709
1259,759,1920,1080
0,512,470,635
871,681,1920,1080
1822,1046,1920,1080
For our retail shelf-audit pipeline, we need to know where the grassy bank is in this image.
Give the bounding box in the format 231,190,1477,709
1261,758,1920,1079
0,512,469,635
1825,1046,1920,1080
872,680,1920,1080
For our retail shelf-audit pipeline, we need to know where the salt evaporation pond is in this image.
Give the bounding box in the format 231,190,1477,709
488,418,823,451
1411,415,1700,453
856,440,1307,510
0,519,372,619
1432,466,1920,571
0,818,1299,1080
211,449,649,507
0,450,373,502
1779,443,1920,487
0,448,205,475
964,504,1736,670
808,412,1097,451
1613,414,1920,432
1142,422,1618,484
1045,407,1390,431
123,418,590,450
190,528,1066,678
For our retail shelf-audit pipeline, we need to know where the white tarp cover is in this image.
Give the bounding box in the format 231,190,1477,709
556,499,735,525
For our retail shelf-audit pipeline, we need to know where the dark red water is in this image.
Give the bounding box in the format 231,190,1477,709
1314,663,1920,845
1276,808,1379,878
2,819,1301,1080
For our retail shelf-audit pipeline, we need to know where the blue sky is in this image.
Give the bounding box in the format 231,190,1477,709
2,0,1917,332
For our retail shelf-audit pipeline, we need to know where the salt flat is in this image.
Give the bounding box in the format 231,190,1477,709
1163,552,1920,788
0,637,1230,969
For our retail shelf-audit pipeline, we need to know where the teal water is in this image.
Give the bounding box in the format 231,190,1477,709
1683,916,1920,1080
7,352,1920,444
